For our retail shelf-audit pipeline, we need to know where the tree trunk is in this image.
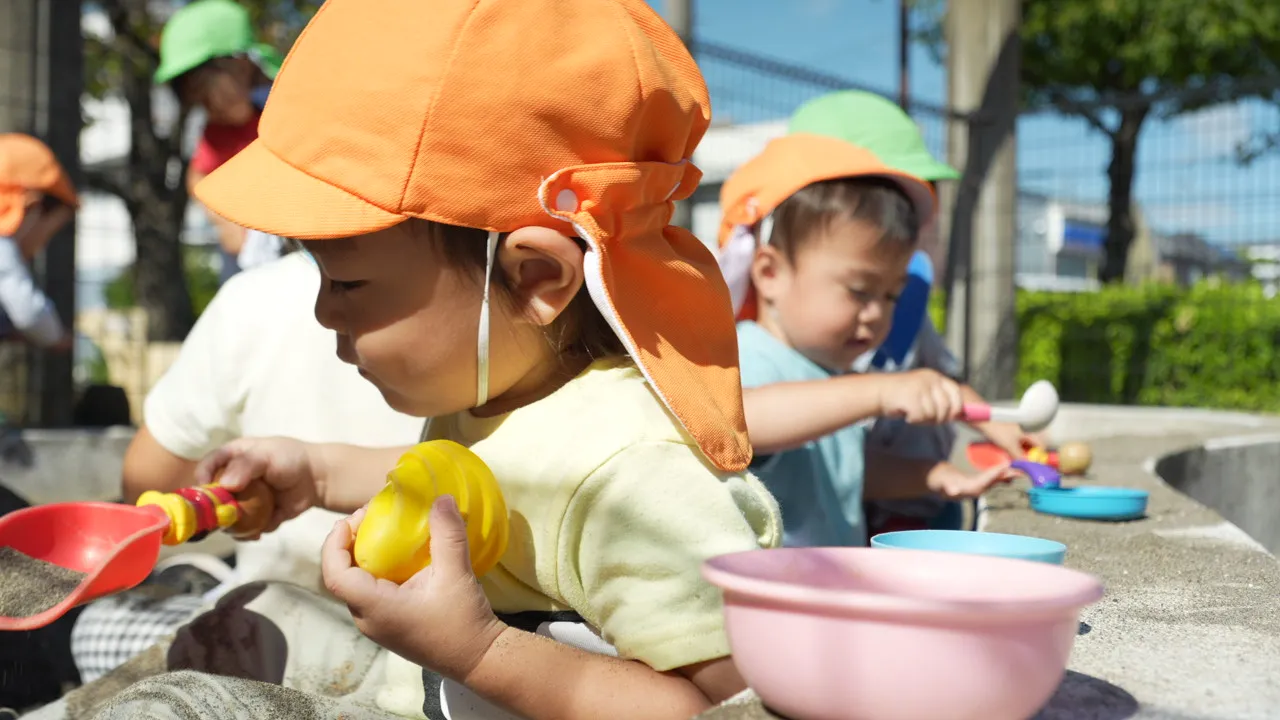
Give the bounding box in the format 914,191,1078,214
126,191,192,341
118,33,193,342
1100,107,1149,283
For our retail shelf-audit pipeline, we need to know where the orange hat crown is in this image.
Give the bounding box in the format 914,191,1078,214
196,0,751,472
0,133,79,237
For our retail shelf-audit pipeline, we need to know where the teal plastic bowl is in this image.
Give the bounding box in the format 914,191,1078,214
1028,486,1149,521
871,529,1067,565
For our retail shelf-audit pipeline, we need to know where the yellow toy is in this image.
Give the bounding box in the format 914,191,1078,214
136,476,274,545
354,440,510,583
1026,446,1051,466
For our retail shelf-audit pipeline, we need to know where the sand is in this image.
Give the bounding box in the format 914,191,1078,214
0,546,85,617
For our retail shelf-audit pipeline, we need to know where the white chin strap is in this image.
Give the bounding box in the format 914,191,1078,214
476,230,500,407
717,212,774,317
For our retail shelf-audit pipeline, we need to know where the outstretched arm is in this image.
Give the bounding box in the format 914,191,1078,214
743,373,888,455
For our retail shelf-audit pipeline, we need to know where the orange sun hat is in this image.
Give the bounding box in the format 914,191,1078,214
194,0,751,472
715,133,937,321
0,133,80,237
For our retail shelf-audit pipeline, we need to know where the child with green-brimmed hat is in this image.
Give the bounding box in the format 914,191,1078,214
155,0,287,279
789,90,1036,535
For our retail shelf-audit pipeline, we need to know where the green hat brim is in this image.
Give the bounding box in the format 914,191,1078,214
890,151,961,183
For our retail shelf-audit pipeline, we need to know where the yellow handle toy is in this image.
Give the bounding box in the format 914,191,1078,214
136,477,274,546
354,440,509,583
1026,446,1051,466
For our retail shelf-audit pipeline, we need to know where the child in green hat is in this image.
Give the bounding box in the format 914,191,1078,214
154,0,287,280
789,90,1036,534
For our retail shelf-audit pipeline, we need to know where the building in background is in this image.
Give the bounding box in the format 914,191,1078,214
1016,193,1104,292
1242,243,1280,298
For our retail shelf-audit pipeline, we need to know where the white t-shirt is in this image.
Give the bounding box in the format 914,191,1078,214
144,252,424,593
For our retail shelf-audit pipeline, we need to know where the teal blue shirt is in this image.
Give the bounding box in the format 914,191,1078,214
737,321,868,547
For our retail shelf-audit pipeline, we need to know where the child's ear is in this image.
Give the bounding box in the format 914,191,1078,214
750,245,787,303
498,226,584,326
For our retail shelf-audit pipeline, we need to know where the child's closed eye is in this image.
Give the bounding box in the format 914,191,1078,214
847,287,898,304
847,287,875,303
328,278,368,292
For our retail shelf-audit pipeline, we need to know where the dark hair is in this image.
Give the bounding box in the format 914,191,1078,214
768,177,921,260
171,56,267,101
171,56,239,98
409,219,625,361
39,193,64,213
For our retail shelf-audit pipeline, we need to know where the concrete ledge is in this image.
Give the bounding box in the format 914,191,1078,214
1,426,136,505
1154,434,1280,554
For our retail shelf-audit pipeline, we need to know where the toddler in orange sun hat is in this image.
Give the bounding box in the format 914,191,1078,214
715,133,1015,549
88,1,781,719
0,133,78,352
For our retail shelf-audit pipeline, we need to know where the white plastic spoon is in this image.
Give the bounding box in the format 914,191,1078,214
961,379,1059,432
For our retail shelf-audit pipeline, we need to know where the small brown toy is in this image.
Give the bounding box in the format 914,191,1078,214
1057,441,1092,475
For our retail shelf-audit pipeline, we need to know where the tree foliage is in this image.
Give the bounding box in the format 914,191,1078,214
83,0,320,340
913,0,1280,282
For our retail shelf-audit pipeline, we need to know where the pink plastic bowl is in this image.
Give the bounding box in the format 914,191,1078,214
703,547,1104,720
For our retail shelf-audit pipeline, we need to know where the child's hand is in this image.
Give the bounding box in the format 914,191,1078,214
195,437,320,537
929,462,1018,499
877,369,965,425
979,423,1032,460
322,495,506,682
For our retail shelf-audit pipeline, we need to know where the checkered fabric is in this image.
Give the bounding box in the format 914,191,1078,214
69,560,228,683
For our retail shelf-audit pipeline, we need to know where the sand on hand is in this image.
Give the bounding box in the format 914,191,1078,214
0,545,86,617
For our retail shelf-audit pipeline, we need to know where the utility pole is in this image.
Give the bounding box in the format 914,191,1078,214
0,0,81,427
0,0,36,427
34,0,81,427
897,0,910,111
665,0,694,231
944,0,1020,399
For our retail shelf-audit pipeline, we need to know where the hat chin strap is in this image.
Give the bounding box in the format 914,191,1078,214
758,214,774,247
476,230,500,407
718,213,774,318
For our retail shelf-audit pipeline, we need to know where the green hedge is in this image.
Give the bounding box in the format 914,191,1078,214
930,282,1280,412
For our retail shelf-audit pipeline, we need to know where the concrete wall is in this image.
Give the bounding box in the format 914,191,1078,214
0,427,135,505
1154,434,1280,555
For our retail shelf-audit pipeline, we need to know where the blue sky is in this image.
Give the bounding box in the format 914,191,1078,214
650,0,1280,246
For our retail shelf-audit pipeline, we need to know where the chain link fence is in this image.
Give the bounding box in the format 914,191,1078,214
696,40,1280,410
4,8,1280,420
2,1,225,428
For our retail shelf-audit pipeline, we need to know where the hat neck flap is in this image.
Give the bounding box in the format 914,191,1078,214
538,159,752,473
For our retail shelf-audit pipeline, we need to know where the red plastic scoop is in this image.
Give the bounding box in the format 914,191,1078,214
0,481,274,631
968,442,1015,471
967,440,1062,471
0,502,169,631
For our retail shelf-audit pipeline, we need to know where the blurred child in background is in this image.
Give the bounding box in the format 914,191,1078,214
787,90,1039,534
0,133,77,353
717,132,1016,548
154,0,288,281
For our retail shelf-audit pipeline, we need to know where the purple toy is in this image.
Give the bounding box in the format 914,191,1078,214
1010,460,1062,489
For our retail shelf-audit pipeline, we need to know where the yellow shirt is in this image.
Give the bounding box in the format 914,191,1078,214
377,359,781,717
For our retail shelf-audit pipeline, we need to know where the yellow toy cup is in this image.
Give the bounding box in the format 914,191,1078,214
354,440,509,583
